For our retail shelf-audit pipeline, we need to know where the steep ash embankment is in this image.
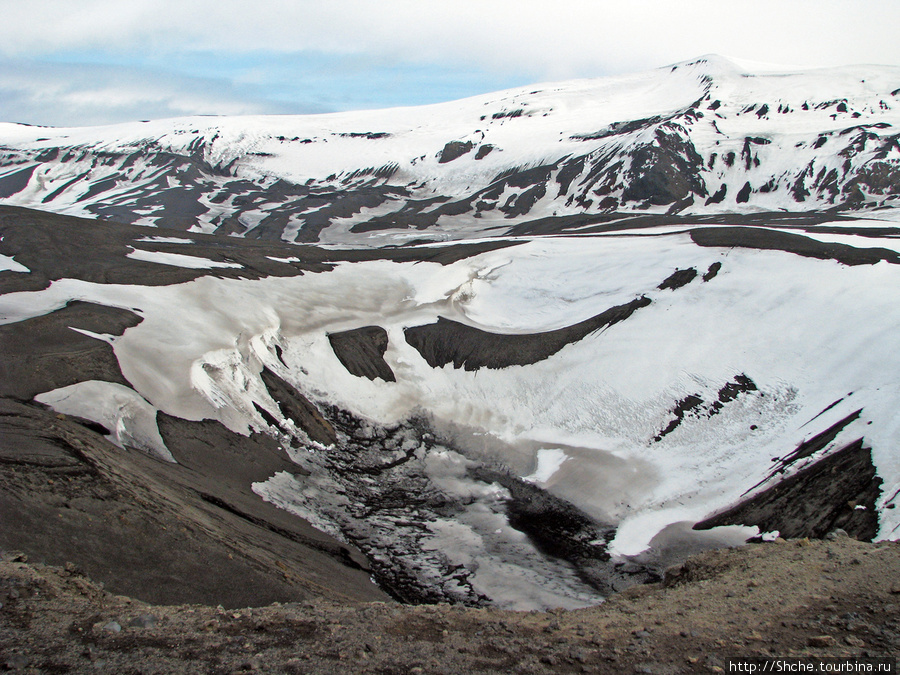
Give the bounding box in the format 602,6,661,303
1,535,898,673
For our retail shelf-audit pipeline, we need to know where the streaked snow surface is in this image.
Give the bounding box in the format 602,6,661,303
6,231,899,567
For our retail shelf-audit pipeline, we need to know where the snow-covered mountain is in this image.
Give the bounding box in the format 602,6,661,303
1,56,899,611
1,55,899,245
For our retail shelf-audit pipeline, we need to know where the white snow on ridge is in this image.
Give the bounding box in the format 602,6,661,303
2,54,898,242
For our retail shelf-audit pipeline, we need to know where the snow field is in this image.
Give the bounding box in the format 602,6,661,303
8,230,899,559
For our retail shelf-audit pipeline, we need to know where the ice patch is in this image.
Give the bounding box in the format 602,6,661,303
0,253,29,273
126,247,243,269
35,381,175,463
523,447,568,485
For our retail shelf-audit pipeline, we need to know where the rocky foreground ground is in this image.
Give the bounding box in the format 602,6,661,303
1,534,898,674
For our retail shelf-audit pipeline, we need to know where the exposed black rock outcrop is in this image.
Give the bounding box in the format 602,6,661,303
474,144,495,160
653,394,705,442
653,375,758,442
404,296,651,371
0,166,37,198
328,326,396,382
758,410,862,487
691,226,900,266
438,141,474,163
694,438,882,541
620,126,708,206
702,262,722,281
259,367,337,446
657,267,698,290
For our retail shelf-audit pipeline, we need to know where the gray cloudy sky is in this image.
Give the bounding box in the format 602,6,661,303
2,0,899,127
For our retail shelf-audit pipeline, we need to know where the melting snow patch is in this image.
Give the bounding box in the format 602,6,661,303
266,256,301,263
523,447,568,485
35,381,175,463
0,253,29,273
126,247,242,269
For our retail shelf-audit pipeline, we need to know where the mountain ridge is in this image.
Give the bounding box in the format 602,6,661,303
1,55,898,245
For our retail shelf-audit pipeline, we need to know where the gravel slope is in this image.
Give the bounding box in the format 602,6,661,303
1,535,898,674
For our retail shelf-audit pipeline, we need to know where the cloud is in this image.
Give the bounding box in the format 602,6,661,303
0,59,325,127
3,0,899,75
1,1,898,126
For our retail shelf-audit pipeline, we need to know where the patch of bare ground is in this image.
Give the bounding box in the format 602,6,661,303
1,535,897,674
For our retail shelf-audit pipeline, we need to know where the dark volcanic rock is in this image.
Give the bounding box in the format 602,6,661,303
259,367,337,445
438,141,474,163
653,394,705,442
404,296,651,371
499,182,547,217
0,166,36,198
328,326,396,382
657,268,698,290
0,205,338,294
702,262,722,281
694,438,882,541
621,126,708,206
654,374,757,442
691,226,900,266
474,144,495,160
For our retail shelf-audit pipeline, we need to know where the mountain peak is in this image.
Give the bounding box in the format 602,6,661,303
0,57,897,244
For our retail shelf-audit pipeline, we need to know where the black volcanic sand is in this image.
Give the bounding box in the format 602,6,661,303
1,536,898,673
690,226,900,265
0,397,385,608
0,206,404,607
0,301,142,399
504,209,887,238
